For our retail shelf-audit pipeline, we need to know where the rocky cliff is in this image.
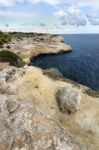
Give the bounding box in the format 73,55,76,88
0,66,99,150
1,34,72,64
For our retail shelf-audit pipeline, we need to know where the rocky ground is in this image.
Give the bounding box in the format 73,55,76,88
0,33,99,150
0,65,99,150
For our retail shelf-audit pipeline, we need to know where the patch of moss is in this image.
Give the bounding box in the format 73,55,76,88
0,50,25,67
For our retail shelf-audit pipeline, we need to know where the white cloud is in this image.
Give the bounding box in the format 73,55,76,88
69,0,99,7
0,0,13,6
87,12,99,25
0,0,63,6
0,0,99,7
54,6,86,26
0,24,74,34
54,10,66,18
39,23,46,26
1,24,99,34
42,0,63,6
0,10,40,18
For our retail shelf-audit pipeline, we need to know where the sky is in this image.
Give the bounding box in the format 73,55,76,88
0,0,99,33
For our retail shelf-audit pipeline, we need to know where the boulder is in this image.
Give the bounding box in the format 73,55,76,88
56,87,81,113
43,68,63,80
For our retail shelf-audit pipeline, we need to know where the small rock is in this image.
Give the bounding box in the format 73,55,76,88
0,78,6,85
43,68,63,80
0,66,17,81
56,87,81,113
7,100,20,113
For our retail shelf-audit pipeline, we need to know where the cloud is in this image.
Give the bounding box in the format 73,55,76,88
87,12,99,25
0,0,99,7
39,23,46,26
54,6,86,26
54,10,66,18
1,23,99,34
0,0,13,6
0,10,40,18
0,0,64,6
0,24,73,34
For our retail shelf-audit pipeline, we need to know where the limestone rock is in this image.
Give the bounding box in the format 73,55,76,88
0,66,98,150
0,66,17,81
0,94,81,150
56,87,81,113
50,35,64,42
43,68,63,80
2,34,72,64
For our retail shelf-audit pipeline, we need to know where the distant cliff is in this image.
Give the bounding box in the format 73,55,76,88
0,32,72,64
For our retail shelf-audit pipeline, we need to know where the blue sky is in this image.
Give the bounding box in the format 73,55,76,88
0,0,99,33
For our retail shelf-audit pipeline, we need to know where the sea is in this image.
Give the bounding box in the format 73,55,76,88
31,34,99,91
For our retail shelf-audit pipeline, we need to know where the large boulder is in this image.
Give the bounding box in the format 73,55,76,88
56,87,81,113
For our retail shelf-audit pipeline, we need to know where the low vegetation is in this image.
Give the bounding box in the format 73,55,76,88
0,50,25,67
0,31,11,46
0,31,47,46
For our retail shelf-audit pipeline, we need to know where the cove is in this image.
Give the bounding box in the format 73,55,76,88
31,34,99,91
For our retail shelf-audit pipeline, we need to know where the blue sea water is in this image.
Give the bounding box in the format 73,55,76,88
32,34,99,90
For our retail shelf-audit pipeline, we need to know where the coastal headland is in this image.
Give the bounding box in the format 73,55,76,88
0,32,72,65
0,32,99,150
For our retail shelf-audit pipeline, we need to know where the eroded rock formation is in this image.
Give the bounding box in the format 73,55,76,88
1,34,72,64
0,66,99,150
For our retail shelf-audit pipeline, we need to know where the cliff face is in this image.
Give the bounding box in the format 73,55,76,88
0,66,99,150
1,34,72,64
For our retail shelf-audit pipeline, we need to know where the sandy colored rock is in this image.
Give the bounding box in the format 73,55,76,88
56,87,81,113
0,66,99,150
1,34,72,64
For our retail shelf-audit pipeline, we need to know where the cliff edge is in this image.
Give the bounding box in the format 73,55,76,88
0,66,99,150
1,33,72,64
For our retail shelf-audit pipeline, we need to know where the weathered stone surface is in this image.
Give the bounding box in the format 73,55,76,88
56,87,81,113
0,94,81,150
0,66,99,150
0,66,17,81
43,68,63,80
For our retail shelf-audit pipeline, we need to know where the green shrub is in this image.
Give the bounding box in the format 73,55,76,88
0,50,25,67
0,32,11,45
0,40,4,45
